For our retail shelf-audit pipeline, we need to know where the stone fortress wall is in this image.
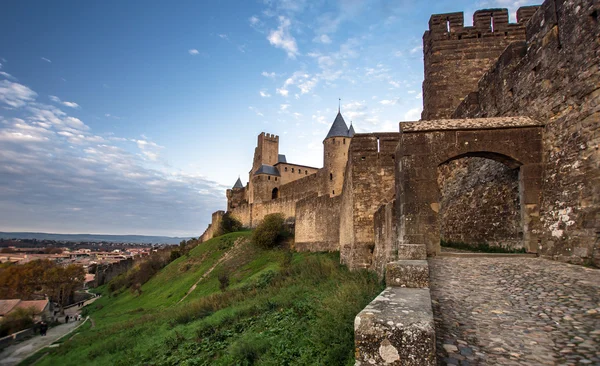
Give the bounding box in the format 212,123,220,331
453,0,600,263
201,0,599,271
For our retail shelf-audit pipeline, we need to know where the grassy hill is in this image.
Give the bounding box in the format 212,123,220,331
33,232,383,366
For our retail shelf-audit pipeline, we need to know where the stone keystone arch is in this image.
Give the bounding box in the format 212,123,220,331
395,117,545,256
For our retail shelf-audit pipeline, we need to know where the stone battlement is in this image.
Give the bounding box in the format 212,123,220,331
426,7,539,40
260,132,279,142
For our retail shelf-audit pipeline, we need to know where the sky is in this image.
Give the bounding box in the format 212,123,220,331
0,0,538,237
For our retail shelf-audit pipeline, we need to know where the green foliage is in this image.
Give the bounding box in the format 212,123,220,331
0,260,85,308
0,306,36,337
252,213,287,249
217,213,244,237
441,239,527,253
218,272,229,292
36,231,383,366
169,250,181,261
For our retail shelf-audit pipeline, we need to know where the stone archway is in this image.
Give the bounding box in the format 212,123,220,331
395,117,544,256
271,187,279,200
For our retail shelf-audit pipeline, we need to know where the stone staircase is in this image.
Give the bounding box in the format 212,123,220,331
354,244,436,365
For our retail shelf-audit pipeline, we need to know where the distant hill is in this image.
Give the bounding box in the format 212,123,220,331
0,232,191,244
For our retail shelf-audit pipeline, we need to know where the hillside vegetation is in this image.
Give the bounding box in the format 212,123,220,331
34,231,383,366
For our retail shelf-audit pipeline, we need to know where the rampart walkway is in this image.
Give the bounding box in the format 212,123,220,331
429,257,600,365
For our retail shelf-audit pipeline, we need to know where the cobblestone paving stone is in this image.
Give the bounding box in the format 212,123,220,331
429,257,600,365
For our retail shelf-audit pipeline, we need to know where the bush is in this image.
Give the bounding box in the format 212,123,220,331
252,213,287,249
217,213,243,237
218,272,230,292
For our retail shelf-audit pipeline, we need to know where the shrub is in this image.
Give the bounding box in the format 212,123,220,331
218,272,230,292
0,306,36,336
170,250,181,261
252,213,287,249
217,213,243,236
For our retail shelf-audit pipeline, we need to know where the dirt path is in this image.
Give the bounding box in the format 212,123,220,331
178,238,246,304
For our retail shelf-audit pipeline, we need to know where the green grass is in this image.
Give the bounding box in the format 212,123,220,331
33,232,383,366
441,239,527,253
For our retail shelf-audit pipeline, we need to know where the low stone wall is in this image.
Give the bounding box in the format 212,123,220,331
355,244,436,365
0,327,34,351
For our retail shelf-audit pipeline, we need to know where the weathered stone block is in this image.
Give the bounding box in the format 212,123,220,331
355,287,436,365
397,244,427,260
386,260,430,288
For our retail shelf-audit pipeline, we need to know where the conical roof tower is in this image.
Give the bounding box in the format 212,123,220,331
232,177,243,189
325,111,351,139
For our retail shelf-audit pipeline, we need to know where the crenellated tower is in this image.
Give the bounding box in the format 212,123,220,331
421,6,539,120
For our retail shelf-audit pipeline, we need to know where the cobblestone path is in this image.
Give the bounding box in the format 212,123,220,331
429,257,600,365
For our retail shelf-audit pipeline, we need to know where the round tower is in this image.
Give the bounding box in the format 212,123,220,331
323,111,352,197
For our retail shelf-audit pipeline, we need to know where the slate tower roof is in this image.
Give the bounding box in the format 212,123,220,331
325,112,351,139
233,178,244,189
348,123,355,137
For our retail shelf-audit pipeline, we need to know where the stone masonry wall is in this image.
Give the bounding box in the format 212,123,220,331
340,133,400,270
250,197,297,226
453,0,600,264
372,199,397,278
421,7,538,120
295,194,342,252
438,157,522,249
278,172,321,201
93,258,134,287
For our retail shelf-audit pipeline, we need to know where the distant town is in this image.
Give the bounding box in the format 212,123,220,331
0,237,164,287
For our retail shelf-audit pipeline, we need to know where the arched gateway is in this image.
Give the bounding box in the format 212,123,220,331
395,117,545,256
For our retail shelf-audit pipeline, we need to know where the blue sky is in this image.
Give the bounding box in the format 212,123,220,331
0,0,537,236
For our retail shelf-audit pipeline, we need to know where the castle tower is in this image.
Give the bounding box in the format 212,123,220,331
421,7,538,120
251,133,279,174
226,178,247,210
323,111,352,197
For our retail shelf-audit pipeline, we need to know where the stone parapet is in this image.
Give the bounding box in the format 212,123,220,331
355,287,436,365
396,244,427,260
386,260,430,288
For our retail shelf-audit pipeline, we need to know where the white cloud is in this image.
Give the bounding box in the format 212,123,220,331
389,80,401,88
41,57,52,63
248,106,264,117
136,139,164,161
259,90,271,98
261,71,276,78
62,101,79,108
0,72,16,81
276,88,289,97
313,34,332,44
267,16,299,58
249,16,260,25
410,45,423,55
188,49,200,55
48,95,80,108
218,34,229,40
0,80,37,108
280,104,290,111
379,99,398,106
403,108,422,121
64,116,89,130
